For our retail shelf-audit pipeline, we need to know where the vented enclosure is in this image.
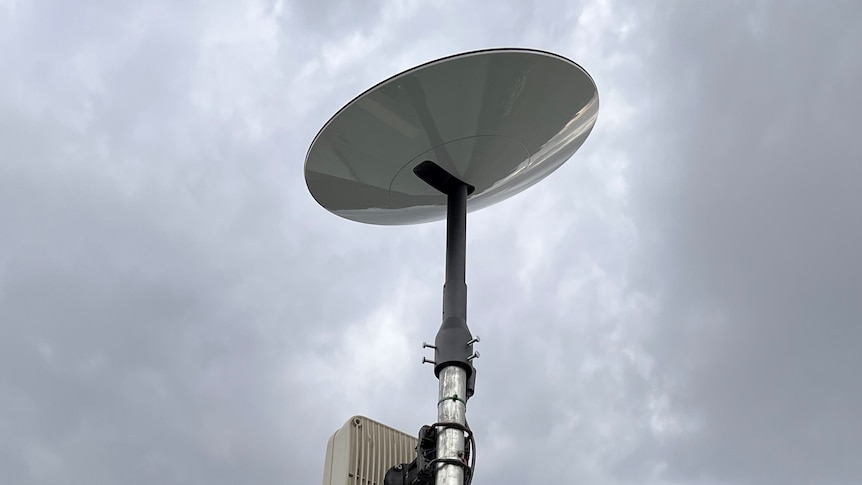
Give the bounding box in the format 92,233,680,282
322,415,418,485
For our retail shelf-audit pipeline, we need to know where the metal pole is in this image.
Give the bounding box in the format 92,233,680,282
436,183,469,485
413,160,475,485
436,366,467,485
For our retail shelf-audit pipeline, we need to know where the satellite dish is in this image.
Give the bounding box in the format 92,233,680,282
304,48,599,225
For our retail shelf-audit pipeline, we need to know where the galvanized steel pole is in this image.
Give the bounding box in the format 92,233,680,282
436,366,467,485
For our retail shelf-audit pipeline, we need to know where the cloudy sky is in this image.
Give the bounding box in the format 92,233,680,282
2,1,861,484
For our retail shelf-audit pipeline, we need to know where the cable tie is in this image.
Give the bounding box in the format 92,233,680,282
437,394,467,405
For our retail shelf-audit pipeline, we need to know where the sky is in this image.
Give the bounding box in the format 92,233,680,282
1,1,861,484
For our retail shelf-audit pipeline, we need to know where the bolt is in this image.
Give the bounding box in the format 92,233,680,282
467,336,480,346
468,351,480,361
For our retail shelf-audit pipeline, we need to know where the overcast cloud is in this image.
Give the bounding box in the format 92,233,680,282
1,1,860,484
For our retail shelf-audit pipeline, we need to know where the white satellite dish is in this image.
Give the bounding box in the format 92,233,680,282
305,48,598,225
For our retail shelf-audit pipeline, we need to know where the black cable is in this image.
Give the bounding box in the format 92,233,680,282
428,421,477,485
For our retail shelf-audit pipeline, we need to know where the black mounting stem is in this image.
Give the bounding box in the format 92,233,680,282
413,161,477,397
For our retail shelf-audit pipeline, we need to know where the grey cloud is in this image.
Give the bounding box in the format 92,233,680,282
0,2,435,484
625,2,862,484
